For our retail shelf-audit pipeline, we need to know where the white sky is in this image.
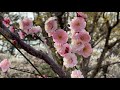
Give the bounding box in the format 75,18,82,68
10,12,34,19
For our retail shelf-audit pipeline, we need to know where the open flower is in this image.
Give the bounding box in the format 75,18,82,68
77,43,93,58
63,53,78,68
45,17,57,37
3,17,11,27
52,29,68,44
69,17,86,32
71,39,84,53
0,59,11,73
72,30,91,43
57,43,71,56
71,69,84,78
19,18,33,34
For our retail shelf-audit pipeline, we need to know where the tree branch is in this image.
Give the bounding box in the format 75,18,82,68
108,39,120,49
91,20,111,78
0,19,66,78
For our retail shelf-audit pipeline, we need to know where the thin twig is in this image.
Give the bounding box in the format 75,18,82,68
0,29,44,78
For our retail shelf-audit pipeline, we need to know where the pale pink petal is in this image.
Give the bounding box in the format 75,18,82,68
52,29,68,44
57,43,71,56
45,17,58,35
70,17,86,32
77,43,93,58
71,39,84,53
72,30,91,43
71,69,84,78
63,53,78,68
19,18,33,34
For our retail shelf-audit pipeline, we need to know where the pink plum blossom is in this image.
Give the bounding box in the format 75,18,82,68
45,17,58,36
19,18,33,34
57,43,71,56
3,17,11,27
77,43,93,58
63,53,78,68
9,26,15,33
69,17,86,32
71,69,84,78
0,59,11,73
77,12,87,19
72,30,91,43
71,39,84,53
29,26,42,34
52,29,68,44
18,31,26,39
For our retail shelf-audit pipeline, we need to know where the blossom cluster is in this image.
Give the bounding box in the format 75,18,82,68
44,12,92,78
2,17,42,39
2,12,93,78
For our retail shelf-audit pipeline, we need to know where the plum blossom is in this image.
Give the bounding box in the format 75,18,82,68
0,59,11,73
72,30,91,43
52,29,68,44
3,17,11,27
45,17,58,37
71,39,84,53
19,18,33,34
63,53,78,68
69,17,86,32
57,43,71,56
71,69,84,78
77,43,93,58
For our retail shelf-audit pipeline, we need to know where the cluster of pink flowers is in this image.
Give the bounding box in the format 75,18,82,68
45,17,78,69
70,12,93,58
2,12,92,78
0,59,11,73
18,18,42,39
45,12,92,78
2,17,16,33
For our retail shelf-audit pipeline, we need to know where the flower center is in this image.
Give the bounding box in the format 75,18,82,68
83,47,88,52
76,41,82,45
80,36,85,41
58,35,62,39
24,22,30,26
75,22,80,26
68,58,73,64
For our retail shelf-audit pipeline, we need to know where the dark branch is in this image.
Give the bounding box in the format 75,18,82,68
0,19,66,78
108,39,120,49
91,20,112,78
